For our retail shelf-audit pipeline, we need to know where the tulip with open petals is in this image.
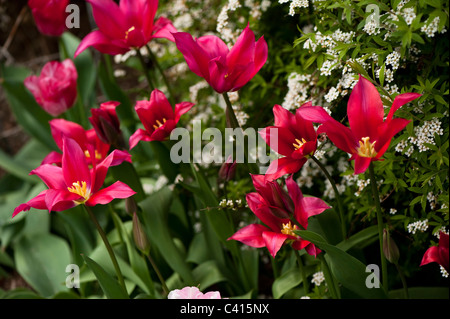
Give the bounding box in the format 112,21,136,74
173,25,268,93
129,89,194,149
259,103,318,181
75,0,176,57
228,175,329,258
24,59,78,117
12,137,135,217
298,75,421,174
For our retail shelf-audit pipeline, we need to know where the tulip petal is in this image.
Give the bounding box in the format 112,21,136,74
62,137,91,188
173,32,211,80
375,117,410,159
246,192,283,232
197,35,229,61
228,224,267,248
262,230,288,258
129,128,151,150
254,36,268,74
30,164,66,190
347,76,384,140
354,155,372,175
259,126,297,157
264,157,306,181
87,0,126,40
12,191,48,218
227,25,255,70
387,92,421,122
87,181,136,206
152,17,177,42
299,196,330,228
75,30,129,57
273,104,295,129
50,119,88,151
174,102,195,122
44,189,79,212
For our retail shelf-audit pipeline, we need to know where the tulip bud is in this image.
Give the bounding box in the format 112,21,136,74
132,212,150,255
28,0,68,37
218,155,237,182
89,101,126,149
125,197,138,216
383,229,400,264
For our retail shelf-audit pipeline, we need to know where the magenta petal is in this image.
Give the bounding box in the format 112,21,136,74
12,191,48,218
347,76,384,140
152,17,177,42
273,104,295,129
41,151,63,166
227,25,255,69
87,0,126,40
30,164,65,189
228,224,267,248
246,193,282,231
49,119,87,151
387,92,421,122
354,155,372,175
62,137,91,187
87,181,135,206
259,126,296,157
129,128,151,149
262,231,288,258
174,102,195,122
298,197,330,228
375,118,410,159
196,35,229,61
254,36,268,74
173,32,211,80
44,189,79,212
264,157,306,181
75,30,129,57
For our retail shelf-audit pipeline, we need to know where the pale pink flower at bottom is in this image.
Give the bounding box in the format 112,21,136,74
167,286,221,299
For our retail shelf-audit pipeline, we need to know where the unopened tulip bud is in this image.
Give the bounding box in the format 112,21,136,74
218,155,237,182
132,212,150,255
125,197,138,216
383,229,400,264
89,101,126,149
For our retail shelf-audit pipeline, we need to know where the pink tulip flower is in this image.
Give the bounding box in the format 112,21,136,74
173,25,268,93
228,175,330,258
420,232,449,273
13,137,135,218
298,75,421,174
74,0,177,57
24,59,78,117
167,286,221,299
129,89,194,149
259,103,318,181
28,0,68,37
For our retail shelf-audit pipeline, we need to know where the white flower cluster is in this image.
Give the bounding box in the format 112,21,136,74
408,118,444,152
355,179,370,197
363,19,380,35
401,7,416,25
421,16,446,38
385,51,401,70
427,191,438,210
281,72,314,110
407,219,429,234
389,208,397,215
219,198,246,210
311,271,325,286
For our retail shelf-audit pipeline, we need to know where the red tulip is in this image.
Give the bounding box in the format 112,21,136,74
13,137,136,218
420,232,449,273
42,119,131,167
173,25,268,93
228,175,329,258
259,103,318,181
24,59,78,117
298,76,421,174
89,101,124,148
74,0,177,57
28,0,68,36
129,89,194,149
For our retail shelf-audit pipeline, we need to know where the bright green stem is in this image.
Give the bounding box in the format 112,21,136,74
146,44,175,105
84,205,127,294
136,49,155,91
368,162,389,294
310,155,347,238
222,93,258,174
294,250,310,294
145,252,169,296
318,253,340,299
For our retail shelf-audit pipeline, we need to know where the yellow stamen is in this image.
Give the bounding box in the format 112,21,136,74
281,221,299,237
292,138,307,150
67,181,91,203
84,150,102,160
356,137,377,158
152,118,166,130
124,26,135,40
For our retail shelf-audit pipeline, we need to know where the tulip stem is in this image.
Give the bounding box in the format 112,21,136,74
136,49,156,91
146,44,175,105
310,155,347,238
84,205,127,294
294,250,310,294
318,253,340,299
145,252,170,296
368,162,389,294
222,93,258,174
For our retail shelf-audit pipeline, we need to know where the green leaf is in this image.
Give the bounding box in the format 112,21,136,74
272,267,303,299
296,230,388,299
81,254,129,299
139,187,194,285
14,233,72,297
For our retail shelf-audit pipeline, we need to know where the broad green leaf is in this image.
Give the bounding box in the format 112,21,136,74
81,254,129,299
272,267,303,299
139,187,194,285
14,233,72,297
192,260,227,290
296,230,388,299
